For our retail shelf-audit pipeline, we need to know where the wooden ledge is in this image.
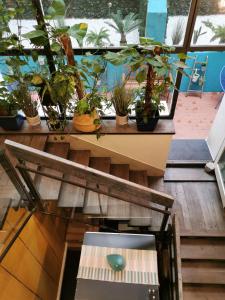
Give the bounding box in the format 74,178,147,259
0,119,175,135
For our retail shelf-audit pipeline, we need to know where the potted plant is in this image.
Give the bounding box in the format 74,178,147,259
40,66,76,131
105,38,188,131
0,85,24,130
72,57,106,132
3,58,41,127
109,82,134,126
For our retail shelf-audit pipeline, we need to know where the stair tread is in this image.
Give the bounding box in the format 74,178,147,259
183,285,225,300
164,167,215,182
182,263,225,284
83,157,111,215
181,238,225,260
129,171,152,227
107,164,130,220
58,150,90,207
35,143,70,200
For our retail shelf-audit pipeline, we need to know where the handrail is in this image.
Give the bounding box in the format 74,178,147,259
172,214,183,300
16,163,170,216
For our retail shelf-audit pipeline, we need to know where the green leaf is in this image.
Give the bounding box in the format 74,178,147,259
31,50,39,62
23,30,46,39
47,0,65,17
146,58,163,67
136,69,147,84
177,53,189,60
51,41,61,52
68,23,88,47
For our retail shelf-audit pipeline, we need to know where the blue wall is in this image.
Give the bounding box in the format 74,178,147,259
180,51,225,92
145,0,167,42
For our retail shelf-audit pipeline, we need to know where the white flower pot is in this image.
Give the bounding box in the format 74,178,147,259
26,114,41,127
116,114,128,126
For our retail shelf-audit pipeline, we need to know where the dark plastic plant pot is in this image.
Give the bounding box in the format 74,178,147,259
0,114,24,130
135,110,160,131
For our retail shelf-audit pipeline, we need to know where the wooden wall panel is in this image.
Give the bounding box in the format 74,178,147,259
1,235,57,300
0,265,38,300
19,216,61,283
0,211,66,300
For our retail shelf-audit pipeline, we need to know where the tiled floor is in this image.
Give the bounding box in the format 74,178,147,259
173,92,221,139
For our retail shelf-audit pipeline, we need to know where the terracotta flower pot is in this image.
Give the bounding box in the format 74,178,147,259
116,114,128,126
26,114,41,127
73,110,101,133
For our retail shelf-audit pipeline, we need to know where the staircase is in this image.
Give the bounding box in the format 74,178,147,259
33,140,168,226
180,234,225,299
1,137,173,251
39,141,165,248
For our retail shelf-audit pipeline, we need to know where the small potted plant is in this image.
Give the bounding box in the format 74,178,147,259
12,81,41,127
72,57,106,132
73,93,103,132
109,82,134,126
0,85,24,130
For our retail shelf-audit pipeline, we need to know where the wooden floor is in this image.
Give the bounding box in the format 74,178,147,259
0,134,225,235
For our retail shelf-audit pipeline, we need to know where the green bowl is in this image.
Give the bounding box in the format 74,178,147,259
107,254,126,272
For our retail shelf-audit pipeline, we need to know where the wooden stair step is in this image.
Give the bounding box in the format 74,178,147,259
182,261,225,285
164,167,215,182
107,164,130,220
129,170,152,227
181,237,225,260
83,157,111,215
58,150,90,207
183,285,225,300
35,142,70,200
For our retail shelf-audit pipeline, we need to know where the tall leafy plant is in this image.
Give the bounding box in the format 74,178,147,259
105,38,188,119
24,0,88,100
105,10,141,45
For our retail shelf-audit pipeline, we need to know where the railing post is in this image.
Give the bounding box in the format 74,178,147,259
0,149,32,209
160,206,169,232
16,163,44,211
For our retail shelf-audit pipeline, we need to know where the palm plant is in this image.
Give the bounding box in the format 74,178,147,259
105,10,141,46
202,20,225,44
86,27,110,47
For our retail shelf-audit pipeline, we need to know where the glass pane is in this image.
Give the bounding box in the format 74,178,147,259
165,0,192,46
42,0,148,48
2,0,38,48
192,0,225,46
